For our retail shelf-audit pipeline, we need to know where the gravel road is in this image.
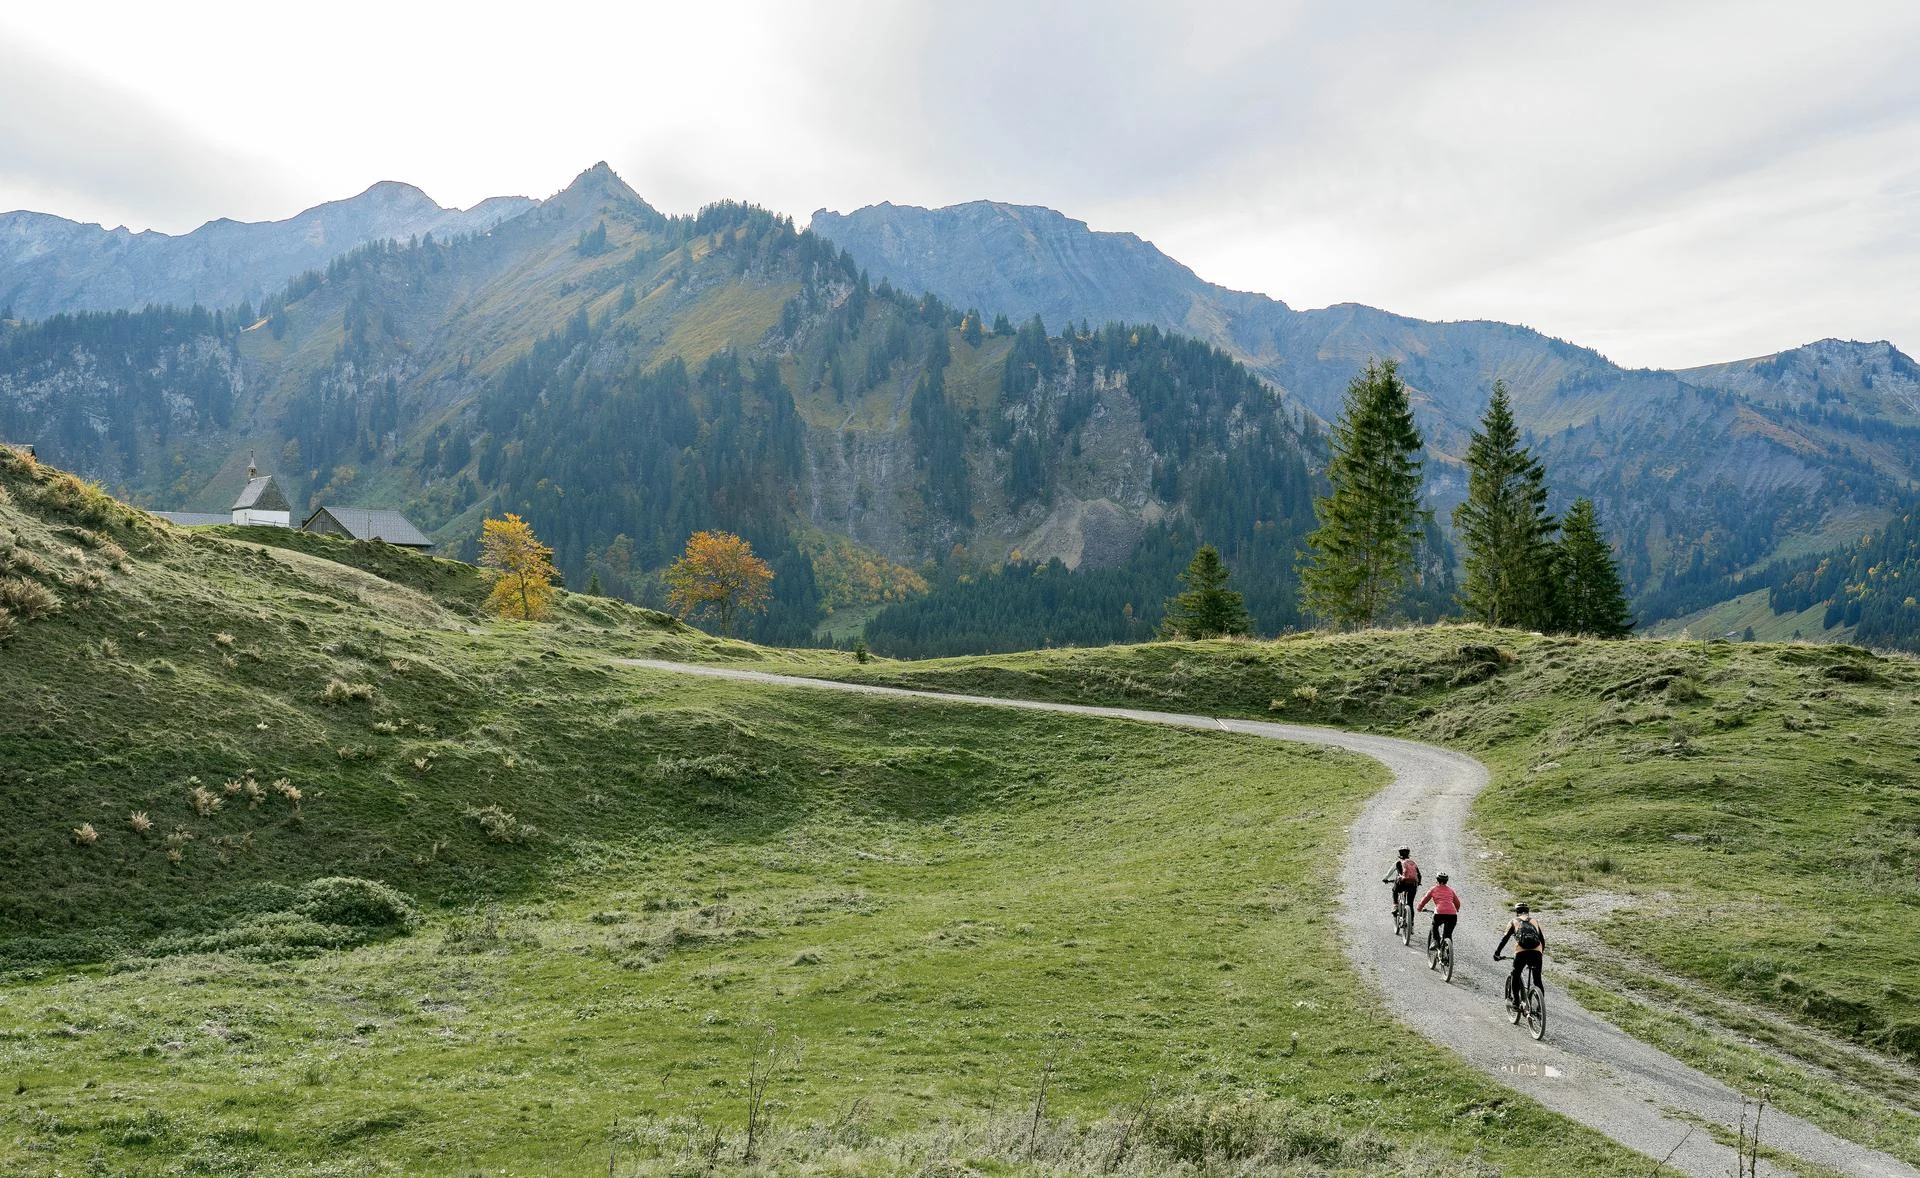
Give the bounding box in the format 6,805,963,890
619,659,1917,1177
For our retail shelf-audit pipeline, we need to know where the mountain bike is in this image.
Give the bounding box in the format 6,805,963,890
1392,890,1413,945
1427,923,1454,982
1498,956,1547,1040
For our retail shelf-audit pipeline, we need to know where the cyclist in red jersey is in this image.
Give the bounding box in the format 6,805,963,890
1417,872,1460,952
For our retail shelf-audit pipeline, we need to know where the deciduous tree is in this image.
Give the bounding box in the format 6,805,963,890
481,513,558,621
1300,360,1427,628
666,531,774,636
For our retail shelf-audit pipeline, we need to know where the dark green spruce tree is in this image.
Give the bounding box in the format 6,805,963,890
1161,545,1250,638
1453,380,1558,629
1556,498,1634,638
1300,359,1426,628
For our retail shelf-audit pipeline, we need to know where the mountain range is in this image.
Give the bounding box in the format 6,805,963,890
1,166,1915,650
0,183,535,319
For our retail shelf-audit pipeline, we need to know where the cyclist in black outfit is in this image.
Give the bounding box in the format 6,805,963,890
1493,903,1547,1000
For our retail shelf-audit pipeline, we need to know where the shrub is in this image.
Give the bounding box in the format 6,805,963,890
321,679,376,705
295,877,421,932
129,811,151,833
273,779,302,811
72,823,99,847
1291,684,1320,703
190,783,223,817
213,632,234,647
1144,1093,1354,1166
466,804,538,844
0,576,60,620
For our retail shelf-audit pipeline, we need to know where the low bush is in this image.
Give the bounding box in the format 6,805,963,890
295,877,421,932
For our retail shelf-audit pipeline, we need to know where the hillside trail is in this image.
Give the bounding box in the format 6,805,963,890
617,659,1916,1178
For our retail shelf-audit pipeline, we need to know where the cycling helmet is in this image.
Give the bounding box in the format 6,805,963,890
1514,902,1530,914
1397,847,1411,858
1436,873,1449,884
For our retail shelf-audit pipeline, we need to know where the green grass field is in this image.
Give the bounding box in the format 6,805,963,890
0,452,1651,1174
802,630,1920,1159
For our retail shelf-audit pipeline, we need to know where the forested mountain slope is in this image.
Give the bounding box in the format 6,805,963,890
0,166,1331,645
813,200,1920,639
0,181,535,320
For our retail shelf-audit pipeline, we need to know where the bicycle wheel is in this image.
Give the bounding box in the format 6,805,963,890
1400,903,1413,947
1440,937,1454,984
1508,977,1523,1025
1527,986,1547,1040
1427,932,1440,971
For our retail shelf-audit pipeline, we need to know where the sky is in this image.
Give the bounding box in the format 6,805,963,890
1,0,1916,369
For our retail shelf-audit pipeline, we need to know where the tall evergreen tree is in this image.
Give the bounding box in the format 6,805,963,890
1300,359,1426,628
1161,545,1250,638
1453,380,1558,629
1556,498,1634,638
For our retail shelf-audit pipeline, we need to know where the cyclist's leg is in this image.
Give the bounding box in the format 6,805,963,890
1508,956,1526,1005
1436,913,1456,948
1524,950,1543,994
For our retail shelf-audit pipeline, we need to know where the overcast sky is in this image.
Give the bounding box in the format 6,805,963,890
2,1,1915,369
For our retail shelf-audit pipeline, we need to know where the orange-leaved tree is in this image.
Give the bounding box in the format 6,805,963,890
481,513,558,620
665,530,773,636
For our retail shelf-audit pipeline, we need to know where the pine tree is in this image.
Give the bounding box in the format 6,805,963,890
1161,545,1250,638
1300,360,1426,628
586,570,604,596
1556,498,1634,638
1453,380,1558,629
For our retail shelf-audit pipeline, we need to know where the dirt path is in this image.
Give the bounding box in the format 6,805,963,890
617,659,1917,1177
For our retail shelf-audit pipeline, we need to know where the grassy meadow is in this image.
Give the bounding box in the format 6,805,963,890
805,629,1920,1158
0,451,1650,1174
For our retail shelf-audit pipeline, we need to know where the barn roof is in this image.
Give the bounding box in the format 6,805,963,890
151,511,229,527
303,506,433,548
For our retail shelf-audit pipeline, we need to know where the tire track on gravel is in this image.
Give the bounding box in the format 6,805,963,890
617,659,1916,1177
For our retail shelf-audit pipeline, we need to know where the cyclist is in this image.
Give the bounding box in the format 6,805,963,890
1493,902,1547,1005
1417,871,1460,953
1382,847,1421,921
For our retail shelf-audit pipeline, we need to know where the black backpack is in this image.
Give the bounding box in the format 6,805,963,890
1514,918,1543,950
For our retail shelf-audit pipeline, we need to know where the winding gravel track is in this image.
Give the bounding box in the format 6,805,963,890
619,659,1916,1177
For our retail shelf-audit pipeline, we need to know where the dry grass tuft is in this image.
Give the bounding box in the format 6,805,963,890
190,784,223,818
213,632,234,647
72,822,99,847
321,679,376,705
0,575,60,620
129,811,152,833
466,804,537,844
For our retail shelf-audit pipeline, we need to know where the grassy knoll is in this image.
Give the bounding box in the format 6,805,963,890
802,632,1920,1078
0,453,1647,1173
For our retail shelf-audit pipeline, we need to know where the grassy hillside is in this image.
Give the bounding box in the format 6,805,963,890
804,629,1920,1153
0,453,1652,1174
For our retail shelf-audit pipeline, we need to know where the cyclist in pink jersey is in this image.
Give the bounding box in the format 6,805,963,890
1417,872,1460,952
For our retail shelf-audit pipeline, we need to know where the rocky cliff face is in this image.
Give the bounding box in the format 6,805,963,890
810,201,1240,340
0,183,537,319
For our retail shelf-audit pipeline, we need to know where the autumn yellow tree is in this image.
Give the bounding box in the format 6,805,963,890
481,513,558,620
665,530,774,636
